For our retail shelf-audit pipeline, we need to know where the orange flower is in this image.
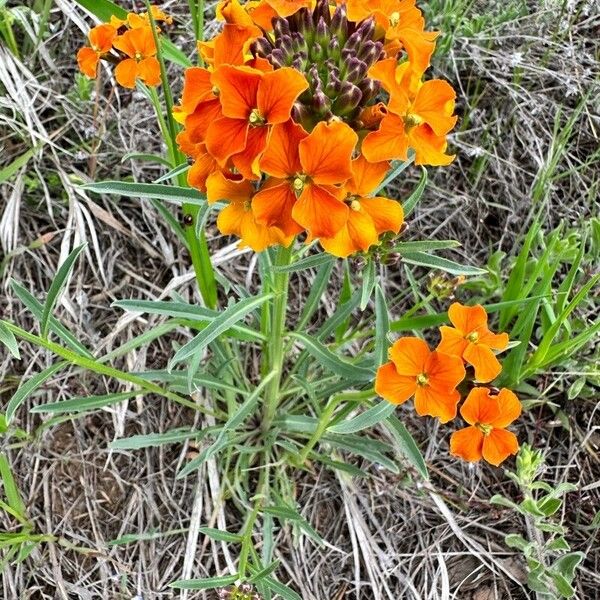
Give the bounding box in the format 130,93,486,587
112,26,161,88
77,24,116,79
112,7,173,29
205,65,308,179
363,59,457,166
450,387,521,466
320,155,403,257
255,119,358,239
437,302,509,383
264,0,313,17
370,0,439,75
375,337,465,423
206,171,291,251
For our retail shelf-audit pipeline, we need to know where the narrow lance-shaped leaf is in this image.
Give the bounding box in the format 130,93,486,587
41,244,87,338
401,251,487,276
0,322,20,359
83,181,206,206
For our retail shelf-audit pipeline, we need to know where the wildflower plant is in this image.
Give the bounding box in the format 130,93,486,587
0,0,558,595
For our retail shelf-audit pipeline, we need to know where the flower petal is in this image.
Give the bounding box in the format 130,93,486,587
448,303,488,334
258,68,308,124
409,124,454,166
412,79,457,136
292,184,349,238
253,180,303,236
362,114,409,163
464,342,502,383
231,125,269,179
77,47,99,79
347,155,390,197
414,385,460,423
450,426,484,462
205,116,249,164
88,24,116,53
260,120,307,178
211,65,262,119
137,56,161,86
482,429,519,466
437,325,468,358
459,387,501,426
488,388,521,429
206,171,253,204
359,197,403,235
375,362,417,405
299,121,357,185
425,351,465,390
389,337,430,377
114,58,138,89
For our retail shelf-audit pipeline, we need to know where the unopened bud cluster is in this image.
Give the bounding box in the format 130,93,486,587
251,0,383,127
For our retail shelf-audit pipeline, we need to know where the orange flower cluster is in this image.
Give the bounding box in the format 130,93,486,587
375,302,521,466
175,0,457,254
77,7,172,88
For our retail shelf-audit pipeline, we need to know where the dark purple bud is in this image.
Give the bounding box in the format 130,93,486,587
292,101,310,123
356,17,375,41
358,40,383,65
328,37,340,58
250,37,272,58
292,54,306,70
331,4,348,36
358,78,381,103
345,57,368,82
270,49,286,68
313,0,331,25
291,32,305,52
315,16,327,41
313,89,331,113
273,16,291,37
297,8,312,37
332,82,362,115
276,34,294,55
345,31,362,52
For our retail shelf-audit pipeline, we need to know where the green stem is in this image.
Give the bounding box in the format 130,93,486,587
2,321,213,415
145,1,218,309
296,389,375,464
261,244,294,433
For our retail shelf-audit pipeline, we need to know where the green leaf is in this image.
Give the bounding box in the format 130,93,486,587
393,240,460,252
296,260,335,330
0,145,40,184
83,181,205,207
169,575,239,590
553,552,584,582
6,361,67,424
385,415,428,479
288,333,373,382
325,433,399,473
30,391,138,414
154,163,190,183
170,294,272,366
551,572,575,598
538,496,562,516
41,244,86,338
73,0,191,67
249,560,281,583
0,454,27,519
401,251,487,276
520,498,546,517
374,156,415,194
0,322,20,359
547,537,570,552
504,533,530,551
374,284,389,367
359,260,376,310
260,575,302,600
110,428,204,450
402,166,428,217
198,527,242,543
329,401,395,434
10,280,94,359
263,504,323,544
273,253,333,273
176,432,231,479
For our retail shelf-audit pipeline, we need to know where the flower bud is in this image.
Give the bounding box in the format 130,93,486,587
270,48,287,68
330,4,348,39
344,31,361,53
313,0,330,25
251,37,272,58
345,57,368,82
332,82,362,115
358,40,383,66
313,88,331,113
273,17,291,38
355,17,375,41
276,34,294,56
358,78,380,103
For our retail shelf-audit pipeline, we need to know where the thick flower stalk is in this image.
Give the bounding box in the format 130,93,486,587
172,0,458,256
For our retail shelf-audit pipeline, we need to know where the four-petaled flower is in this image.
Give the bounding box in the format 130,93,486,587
112,26,161,88
77,24,117,79
375,337,465,423
437,302,509,383
450,387,521,466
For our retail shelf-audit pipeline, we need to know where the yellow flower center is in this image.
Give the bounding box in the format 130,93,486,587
135,51,143,61
466,331,479,343
350,199,361,211
416,373,429,386
248,108,265,126
211,85,220,96
476,423,493,436
243,200,252,212
292,176,305,192
389,11,400,27
403,113,423,130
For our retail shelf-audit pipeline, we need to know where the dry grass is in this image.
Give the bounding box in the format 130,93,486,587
1,0,599,598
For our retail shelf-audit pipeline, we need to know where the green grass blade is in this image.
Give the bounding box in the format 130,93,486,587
374,156,415,194
289,333,373,382
6,361,68,424
359,260,376,310
329,401,395,434
401,166,428,217
0,322,20,359
0,453,27,519
169,575,239,590
170,294,272,366
110,428,206,450
401,251,487,276
40,244,86,339
30,391,138,414
296,260,334,331
273,253,333,273
83,181,205,206
385,415,428,479
374,284,389,366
